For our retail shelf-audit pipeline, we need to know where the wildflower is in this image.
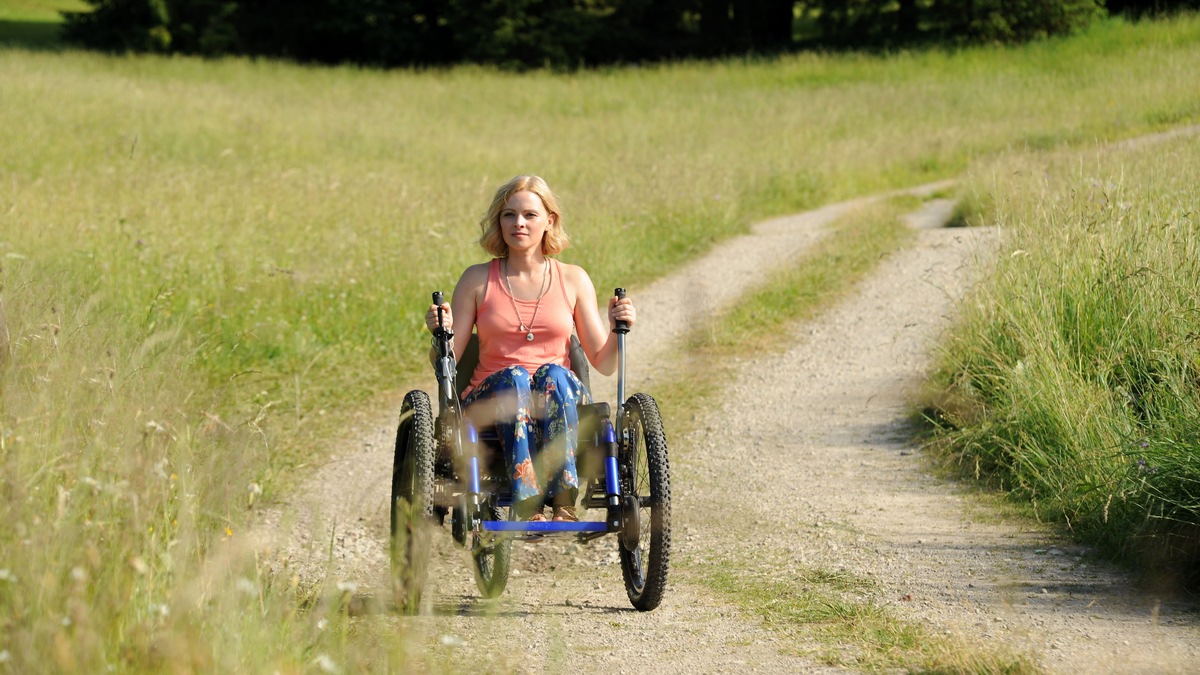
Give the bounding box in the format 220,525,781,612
0,569,16,583
314,654,340,674
0,650,10,663
440,634,465,647
316,618,329,631
336,581,358,595
235,577,258,595
247,482,263,508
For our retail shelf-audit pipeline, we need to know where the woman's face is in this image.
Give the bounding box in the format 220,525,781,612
500,190,556,255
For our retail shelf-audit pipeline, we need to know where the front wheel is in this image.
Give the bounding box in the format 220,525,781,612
618,393,671,611
391,390,435,614
471,498,513,599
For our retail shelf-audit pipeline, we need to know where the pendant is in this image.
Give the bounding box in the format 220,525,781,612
525,332,535,342
519,324,527,332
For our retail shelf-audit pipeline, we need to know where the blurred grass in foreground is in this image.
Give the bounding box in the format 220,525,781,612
926,135,1200,587
2,10,1200,670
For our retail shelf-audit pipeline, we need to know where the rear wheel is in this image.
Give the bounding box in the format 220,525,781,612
471,498,513,598
617,393,671,611
390,390,435,614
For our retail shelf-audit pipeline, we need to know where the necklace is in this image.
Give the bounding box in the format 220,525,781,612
502,258,550,342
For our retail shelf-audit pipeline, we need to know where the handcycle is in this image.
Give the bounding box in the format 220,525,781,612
390,290,671,612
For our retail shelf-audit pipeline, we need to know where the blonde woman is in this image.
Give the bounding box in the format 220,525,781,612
425,175,636,522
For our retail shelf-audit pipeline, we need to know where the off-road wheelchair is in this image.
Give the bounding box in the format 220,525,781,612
390,290,671,612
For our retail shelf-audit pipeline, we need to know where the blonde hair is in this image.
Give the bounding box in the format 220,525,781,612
479,175,570,257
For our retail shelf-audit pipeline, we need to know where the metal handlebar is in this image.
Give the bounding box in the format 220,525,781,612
431,291,457,411
614,288,628,428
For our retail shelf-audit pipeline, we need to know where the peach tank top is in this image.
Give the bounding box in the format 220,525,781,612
468,258,574,395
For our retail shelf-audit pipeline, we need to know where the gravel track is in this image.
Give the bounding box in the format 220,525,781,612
256,174,1200,673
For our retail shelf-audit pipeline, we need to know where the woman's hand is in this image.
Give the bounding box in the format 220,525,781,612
608,295,636,331
426,302,453,334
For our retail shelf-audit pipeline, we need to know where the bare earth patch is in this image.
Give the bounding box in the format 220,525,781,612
256,169,1200,672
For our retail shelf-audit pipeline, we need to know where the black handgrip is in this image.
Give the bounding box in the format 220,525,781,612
613,287,630,334
432,291,445,329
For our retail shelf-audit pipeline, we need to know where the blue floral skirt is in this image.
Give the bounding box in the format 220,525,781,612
463,364,590,507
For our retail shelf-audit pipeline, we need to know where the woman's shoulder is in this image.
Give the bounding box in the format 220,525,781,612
454,261,494,296
460,260,494,283
555,259,593,286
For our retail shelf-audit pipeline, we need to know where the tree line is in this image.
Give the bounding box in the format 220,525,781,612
63,0,1200,69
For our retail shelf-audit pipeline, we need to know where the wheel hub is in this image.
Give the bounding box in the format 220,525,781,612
620,494,641,551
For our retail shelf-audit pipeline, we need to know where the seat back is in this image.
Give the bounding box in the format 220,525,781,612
454,333,590,400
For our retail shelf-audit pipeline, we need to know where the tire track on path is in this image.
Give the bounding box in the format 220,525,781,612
688,222,1200,673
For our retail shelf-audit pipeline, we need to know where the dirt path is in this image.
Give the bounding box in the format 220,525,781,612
258,173,1200,672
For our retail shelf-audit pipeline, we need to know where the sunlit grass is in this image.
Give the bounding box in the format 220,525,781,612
700,564,1039,672
0,0,84,47
926,134,1200,585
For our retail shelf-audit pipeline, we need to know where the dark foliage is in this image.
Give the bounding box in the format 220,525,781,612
61,0,1133,68
811,0,1106,48
1107,0,1200,16
62,0,173,52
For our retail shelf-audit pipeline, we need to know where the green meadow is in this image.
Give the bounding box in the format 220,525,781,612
2,3,1200,670
927,132,1200,587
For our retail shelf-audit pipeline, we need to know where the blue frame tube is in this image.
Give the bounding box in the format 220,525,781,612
482,521,607,533
602,420,620,497
466,419,481,495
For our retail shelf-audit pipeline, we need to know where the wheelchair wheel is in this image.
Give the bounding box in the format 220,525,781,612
618,392,671,611
471,499,513,599
390,390,435,614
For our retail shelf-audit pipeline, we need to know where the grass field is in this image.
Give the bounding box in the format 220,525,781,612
925,133,1200,587
2,5,1200,670
0,0,84,47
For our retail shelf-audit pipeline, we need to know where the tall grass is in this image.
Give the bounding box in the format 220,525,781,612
3,10,1200,670
927,135,1200,585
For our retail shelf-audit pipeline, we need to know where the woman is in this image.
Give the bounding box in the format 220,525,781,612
425,175,636,522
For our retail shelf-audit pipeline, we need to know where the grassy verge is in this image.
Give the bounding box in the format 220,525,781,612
653,198,1037,671
4,11,1200,670
702,565,1037,672
924,135,1200,588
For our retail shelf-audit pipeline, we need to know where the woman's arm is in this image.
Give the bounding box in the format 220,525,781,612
569,265,636,377
426,263,488,364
